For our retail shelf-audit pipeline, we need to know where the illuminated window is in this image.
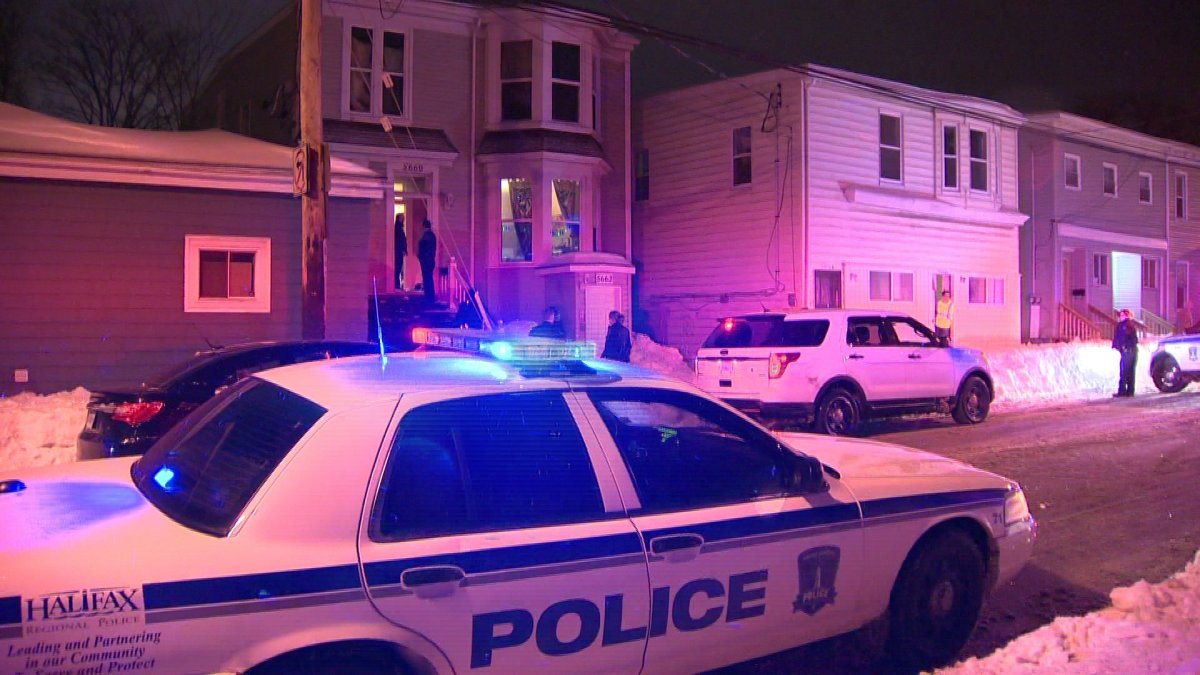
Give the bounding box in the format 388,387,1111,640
942,125,958,190
969,129,988,192
879,114,902,181
500,40,533,121
732,126,752,185
1102,163,1117,197
347,26,407,118
184,236,271,313
500,178,533,263
551,42,580,123
552,179,581,255
1064,154,1081,190
1139,172,1153,204
868,270,913,302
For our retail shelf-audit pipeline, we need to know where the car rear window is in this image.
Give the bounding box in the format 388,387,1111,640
132,378,326,536
702,317,830,348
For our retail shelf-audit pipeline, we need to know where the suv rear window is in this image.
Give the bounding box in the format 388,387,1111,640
702,317,830,348
132,378,326,536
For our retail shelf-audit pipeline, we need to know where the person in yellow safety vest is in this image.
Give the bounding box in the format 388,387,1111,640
934,290,955,345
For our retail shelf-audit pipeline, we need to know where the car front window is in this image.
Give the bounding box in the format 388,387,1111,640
132,378,326,536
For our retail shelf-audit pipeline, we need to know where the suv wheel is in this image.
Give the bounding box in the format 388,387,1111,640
815,388,861,436
1152,357,1188,393
952,376,990,424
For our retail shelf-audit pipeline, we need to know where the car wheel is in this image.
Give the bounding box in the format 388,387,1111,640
952,376,990,424
1152,357,1188,393
249,642,412,675
885,528,985,670
815,388,860,436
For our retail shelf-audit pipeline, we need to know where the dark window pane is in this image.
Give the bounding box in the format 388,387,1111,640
880,115,901,146
733,126,752,155
199,250,227,298
383,31,404,72
971,161,987,191
228,252,255,298
350,71,371,112
943,126,957,154
552,82,579,122
969,129,987,159
351,27,372,68
501,82,532,120
881,147,901,181
383,76,403,115
500,40,532,79
702,317,829,348
552,41,580,81
733,156,751,185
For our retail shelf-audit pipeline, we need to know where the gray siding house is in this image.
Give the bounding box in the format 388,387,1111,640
0,102,386,395
1019,112,1200,341
193,0,639,347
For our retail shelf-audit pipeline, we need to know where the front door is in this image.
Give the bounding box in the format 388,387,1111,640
393,174,431,292
358,390,648,674
815,270,842,309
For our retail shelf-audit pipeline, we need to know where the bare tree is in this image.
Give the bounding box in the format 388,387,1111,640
0,0,32,106
150,4,238,130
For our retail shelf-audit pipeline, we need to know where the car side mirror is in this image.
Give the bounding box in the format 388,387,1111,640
788,454,829,494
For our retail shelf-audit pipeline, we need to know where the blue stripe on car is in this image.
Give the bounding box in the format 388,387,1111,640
861,488,1008,519
143,564,361,611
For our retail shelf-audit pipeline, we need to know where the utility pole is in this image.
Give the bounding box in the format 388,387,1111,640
299,0,326,339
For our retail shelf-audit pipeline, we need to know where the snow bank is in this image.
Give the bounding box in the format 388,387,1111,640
986,340,1158,409
0,387,89,471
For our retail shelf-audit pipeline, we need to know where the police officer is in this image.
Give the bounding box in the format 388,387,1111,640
1112,308,1139,397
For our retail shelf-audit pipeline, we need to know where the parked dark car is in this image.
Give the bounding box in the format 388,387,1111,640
76,340,381,460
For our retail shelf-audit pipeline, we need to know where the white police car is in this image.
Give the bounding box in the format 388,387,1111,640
1,329,1034,674
1150,333,1200,392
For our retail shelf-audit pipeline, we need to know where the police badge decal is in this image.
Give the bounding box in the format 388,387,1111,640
793,546,840,615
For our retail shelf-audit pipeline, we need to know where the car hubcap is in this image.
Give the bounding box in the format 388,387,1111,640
929,579,956,619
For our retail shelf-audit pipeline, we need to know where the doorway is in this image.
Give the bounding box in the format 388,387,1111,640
814,270,842,309
393,176,431,292
1111,251,1141,315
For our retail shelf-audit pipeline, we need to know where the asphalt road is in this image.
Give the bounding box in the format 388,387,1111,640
718,389,1200,674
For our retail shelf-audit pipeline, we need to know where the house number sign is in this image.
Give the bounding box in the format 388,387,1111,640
595,273,614,284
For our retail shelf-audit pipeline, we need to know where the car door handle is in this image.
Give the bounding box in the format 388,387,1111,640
649,533,704,562
401,565,466,599
908,353,922,359
848,354,865,360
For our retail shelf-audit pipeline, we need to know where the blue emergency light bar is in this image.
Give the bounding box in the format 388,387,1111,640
412,327,597,361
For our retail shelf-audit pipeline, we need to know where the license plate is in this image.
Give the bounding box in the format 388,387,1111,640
720,361,733,376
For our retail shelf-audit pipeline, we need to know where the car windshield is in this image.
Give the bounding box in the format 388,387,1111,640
131,378,326,536
702,317,830,348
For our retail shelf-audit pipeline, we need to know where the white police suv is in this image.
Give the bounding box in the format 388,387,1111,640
1,329,1034,674
696,309,994,435
1150,333,1200,392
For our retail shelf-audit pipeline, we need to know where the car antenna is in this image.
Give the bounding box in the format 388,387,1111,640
371,277,389,367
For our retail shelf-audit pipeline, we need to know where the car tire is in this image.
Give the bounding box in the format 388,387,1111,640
1152,357,1188,393
815,388,861,436
952,376,990,424
249,642,412,675
885,528,986,671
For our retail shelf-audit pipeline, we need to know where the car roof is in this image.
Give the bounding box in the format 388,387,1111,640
255,351,688,411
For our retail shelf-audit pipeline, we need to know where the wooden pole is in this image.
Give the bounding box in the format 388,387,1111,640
299,0,326,339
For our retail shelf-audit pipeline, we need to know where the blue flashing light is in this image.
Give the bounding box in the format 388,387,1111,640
485,341,515,360
413,327,597,362
153,467,176,490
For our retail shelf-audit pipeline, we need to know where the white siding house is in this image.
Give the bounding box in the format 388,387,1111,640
632,65,1027,357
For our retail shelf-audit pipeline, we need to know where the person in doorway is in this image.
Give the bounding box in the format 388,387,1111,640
529,306,566,339
393,213,407,290
1112,308,1139,397
417,219,437,302
934,290,955,345
601,311,632,362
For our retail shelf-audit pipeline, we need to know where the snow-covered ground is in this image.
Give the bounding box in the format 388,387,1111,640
2,337,1196,673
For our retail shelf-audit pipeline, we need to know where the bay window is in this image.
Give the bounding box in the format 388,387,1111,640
501,178,533,262
551,179,581,255
551,42,581,123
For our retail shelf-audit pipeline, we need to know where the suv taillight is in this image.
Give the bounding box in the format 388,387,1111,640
113,401,165,427
768,353,800,379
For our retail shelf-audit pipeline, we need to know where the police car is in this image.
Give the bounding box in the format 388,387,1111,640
1,329,1034,674
1150,333,1200,392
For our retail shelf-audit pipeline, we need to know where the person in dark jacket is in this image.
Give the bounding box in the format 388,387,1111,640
393,213,407,290
1112,308,1139,397
529,306,566,339
417,219,437,302
601,311,632,362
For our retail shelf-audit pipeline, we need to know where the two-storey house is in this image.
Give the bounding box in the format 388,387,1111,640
632,65,1026,357
1020,112,1200,341
192,0,638,345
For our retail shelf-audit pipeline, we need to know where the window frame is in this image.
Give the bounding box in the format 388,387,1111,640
732,126,752,186
500,177,535,264
550,41,581,123
879,113,903,183
868,269,915,303
1092,252,1111,287
968,128,989,193
941,124,958,191
1064,153,1081,191
499,39,534,122
184,235,271,313
1176,172,1189,220
1142,257,1158,290
967,276,1005,305
1102,162,1118,197
343,23,411,123
1139,172,1153,204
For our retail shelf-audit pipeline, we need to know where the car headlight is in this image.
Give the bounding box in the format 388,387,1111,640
1004,487,1031,526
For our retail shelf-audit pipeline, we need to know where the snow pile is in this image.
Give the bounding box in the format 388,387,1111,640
631,332,697,384
0,387,89,471
986,340,1157,409
938,550,1200,674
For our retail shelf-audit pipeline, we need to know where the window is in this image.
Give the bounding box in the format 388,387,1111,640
588,388,792,512
1064,154,1081,190
1177,262,1190,309
1093,253,1110,286
969,129,988,191
868,270,914,302
500,40,533,121
551,178,581,255
372,392,604,540
879,114,902,181
814,269,842,309
634,148,649,201
500,178,533,263
1176,172,1189,219
1139,172,1153,204
551,41,581,123
1102,163,1117,197
968,276,1005,304
732,126,752,185
942,125,958,190
1142,258,1158,289
347,26,407,117
184,235,271,313
888,317,939,346
701,317,830,349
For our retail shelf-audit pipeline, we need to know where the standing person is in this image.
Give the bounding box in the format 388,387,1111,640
1112,308,1139,397
393,213,407,290
529,306,565,338
934,290,955,345
601,311,632,362
417,219,437,302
